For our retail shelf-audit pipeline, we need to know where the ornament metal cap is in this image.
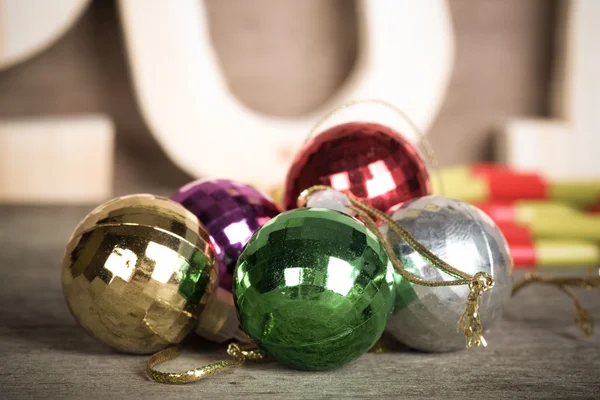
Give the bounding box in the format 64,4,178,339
194,287,250,343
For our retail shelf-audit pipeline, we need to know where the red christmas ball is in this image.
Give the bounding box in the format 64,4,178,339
284,122,431,212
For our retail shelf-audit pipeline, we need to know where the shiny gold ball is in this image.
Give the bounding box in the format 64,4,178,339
62,194,219,354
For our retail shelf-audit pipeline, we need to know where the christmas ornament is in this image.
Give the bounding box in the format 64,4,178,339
171,180,280,343
304,187,357,216
145,186,501,383
171,179,281,291
234,207,396,370
380,195,513,352
62,194,218,354
283,121,431,213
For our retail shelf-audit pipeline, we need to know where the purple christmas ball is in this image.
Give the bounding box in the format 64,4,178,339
172,179,281,290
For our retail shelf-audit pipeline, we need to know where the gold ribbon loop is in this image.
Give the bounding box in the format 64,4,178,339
513,270,600,337
299,185,495,348
146,343,265,384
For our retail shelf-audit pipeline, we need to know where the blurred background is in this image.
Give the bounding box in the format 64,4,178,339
0,0,561,198
2,4,600,397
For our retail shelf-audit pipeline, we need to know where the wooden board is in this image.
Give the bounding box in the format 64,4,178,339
0,114,114,204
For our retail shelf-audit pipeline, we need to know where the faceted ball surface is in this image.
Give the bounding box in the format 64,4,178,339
172,179,281,291
380,195,513,352
234,208,395,370
284,122,430,212
62,194,219,354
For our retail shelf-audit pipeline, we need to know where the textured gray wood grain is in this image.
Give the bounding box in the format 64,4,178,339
0,203,599,399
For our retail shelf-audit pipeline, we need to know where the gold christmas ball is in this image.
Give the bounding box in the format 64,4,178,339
62,194,219,354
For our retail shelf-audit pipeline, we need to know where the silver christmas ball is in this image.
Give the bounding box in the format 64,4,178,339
380,195,513,352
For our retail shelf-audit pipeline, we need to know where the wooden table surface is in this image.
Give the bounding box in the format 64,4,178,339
1,201,599,399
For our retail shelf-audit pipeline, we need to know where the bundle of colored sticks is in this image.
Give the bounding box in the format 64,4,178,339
433,164,600,269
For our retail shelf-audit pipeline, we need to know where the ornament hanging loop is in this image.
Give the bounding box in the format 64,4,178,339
299,185,495,348
513,270,600,337
146,343,265,385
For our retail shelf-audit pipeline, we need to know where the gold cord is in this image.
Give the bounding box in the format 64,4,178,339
299,185,494,348
457,272,494,347
512,271,600,336
146,343,265,384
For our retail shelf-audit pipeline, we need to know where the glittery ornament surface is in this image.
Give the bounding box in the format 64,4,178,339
306,188,355,217
284,122,430,212
172,180,280,291
380,196,513,352
62,194,219,354
234,208,395,370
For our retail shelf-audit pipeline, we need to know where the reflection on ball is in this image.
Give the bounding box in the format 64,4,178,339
284,122,430,213
380,195,513,352
172,179,280,291
62,194,218,354
234,208,395,370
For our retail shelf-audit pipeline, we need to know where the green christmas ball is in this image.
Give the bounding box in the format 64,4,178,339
233,208,395,370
